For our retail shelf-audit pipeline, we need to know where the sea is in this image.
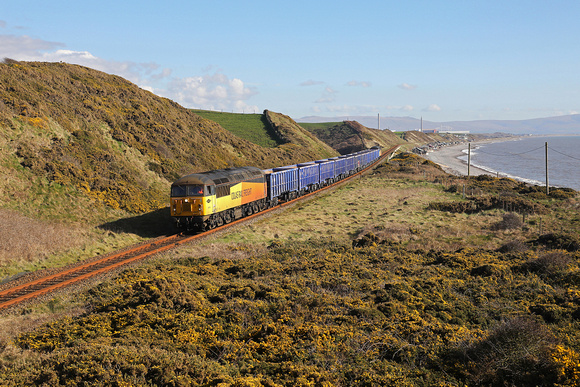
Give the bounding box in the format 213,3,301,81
458,135,580,191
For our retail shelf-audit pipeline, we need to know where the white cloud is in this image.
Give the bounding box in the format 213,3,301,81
347,80,371,87
0,34,64,59
300,79,324,86
315,86,338,103
398,83,417,90
385,105,414,112
164,72,258,112
0,34,171,86
424,104,441,112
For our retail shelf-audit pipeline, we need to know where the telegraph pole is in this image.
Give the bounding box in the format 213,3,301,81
467,143,471,177
545,142,549,195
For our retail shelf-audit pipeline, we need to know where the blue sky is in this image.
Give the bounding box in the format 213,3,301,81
2,0,579,122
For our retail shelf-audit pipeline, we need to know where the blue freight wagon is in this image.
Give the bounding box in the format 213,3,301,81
334,157,347,177
341,155,354,176
315,159,335,185
297,162,320,192
265,166,298,202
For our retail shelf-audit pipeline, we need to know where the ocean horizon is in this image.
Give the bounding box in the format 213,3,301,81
458,135,580,191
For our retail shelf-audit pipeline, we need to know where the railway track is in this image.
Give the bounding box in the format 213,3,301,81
0,145,399,311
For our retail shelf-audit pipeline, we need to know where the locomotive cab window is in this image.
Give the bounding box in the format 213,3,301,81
186,185,205,196
171,185,186,197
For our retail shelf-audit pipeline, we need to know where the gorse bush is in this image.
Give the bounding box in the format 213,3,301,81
6,239,580,385
534,233,580,252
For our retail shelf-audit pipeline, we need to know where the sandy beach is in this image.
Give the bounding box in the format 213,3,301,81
423,142,492,177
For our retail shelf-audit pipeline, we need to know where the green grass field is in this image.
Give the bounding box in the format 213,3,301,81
192,110,280,148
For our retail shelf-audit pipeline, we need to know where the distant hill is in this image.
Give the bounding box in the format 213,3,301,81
301,121,405,155
0,61,337,217
298,114,580,135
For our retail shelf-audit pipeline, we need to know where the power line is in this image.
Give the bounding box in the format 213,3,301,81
474,143,580,161
548,146,580,161
475,144,545,157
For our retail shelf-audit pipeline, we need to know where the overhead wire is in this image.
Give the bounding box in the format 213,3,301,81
471,142,580,162
473,144,545,157
548,146,580,161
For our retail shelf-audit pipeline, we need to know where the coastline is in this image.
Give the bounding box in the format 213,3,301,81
423,142,492,177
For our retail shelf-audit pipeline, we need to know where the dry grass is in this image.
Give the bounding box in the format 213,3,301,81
202,173,538,252
0,209,82,268
0,208,150,279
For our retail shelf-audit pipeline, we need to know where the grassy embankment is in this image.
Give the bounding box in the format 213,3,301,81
191,110,279,148
1,153,579,385
0,61,345,280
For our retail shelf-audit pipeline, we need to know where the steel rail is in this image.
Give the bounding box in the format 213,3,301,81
0,145,399,311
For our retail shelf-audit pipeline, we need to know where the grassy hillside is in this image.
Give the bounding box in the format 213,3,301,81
0,61,341,217
402,130,449,144
302,120,406,155
264,110,338,162
191,110,280,148
0,61,340,276
1,154,579,385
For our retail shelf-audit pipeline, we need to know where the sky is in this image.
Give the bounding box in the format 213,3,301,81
1,0,580,122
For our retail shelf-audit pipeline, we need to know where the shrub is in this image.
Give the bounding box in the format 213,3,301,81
497,239,528,253
491,212,523,231
447,317,561,386
352,232,379,248
534,233,580,252
550,188,577,199
526,251,573,276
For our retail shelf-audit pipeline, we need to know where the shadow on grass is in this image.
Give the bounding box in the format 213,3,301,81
98,207,175,238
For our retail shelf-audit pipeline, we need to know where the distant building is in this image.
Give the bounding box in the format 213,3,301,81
439,130,470,134
422,129,438,134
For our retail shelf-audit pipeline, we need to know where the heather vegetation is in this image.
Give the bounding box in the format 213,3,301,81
1,152,579,385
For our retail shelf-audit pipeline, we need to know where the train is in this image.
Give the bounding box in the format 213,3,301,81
170,146,381,230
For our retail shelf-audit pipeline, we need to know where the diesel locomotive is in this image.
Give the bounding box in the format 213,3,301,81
170,147,381,230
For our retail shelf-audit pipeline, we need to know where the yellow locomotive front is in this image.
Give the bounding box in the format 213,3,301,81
170,174,216,229
170,166,267,230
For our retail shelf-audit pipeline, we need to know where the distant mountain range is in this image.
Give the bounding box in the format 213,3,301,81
297,114,580,135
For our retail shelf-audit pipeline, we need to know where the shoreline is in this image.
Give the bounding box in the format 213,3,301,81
422,136,528,177
423,141,492,177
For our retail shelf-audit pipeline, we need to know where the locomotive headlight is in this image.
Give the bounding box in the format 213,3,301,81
198,204,202,211
184,199,189,203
